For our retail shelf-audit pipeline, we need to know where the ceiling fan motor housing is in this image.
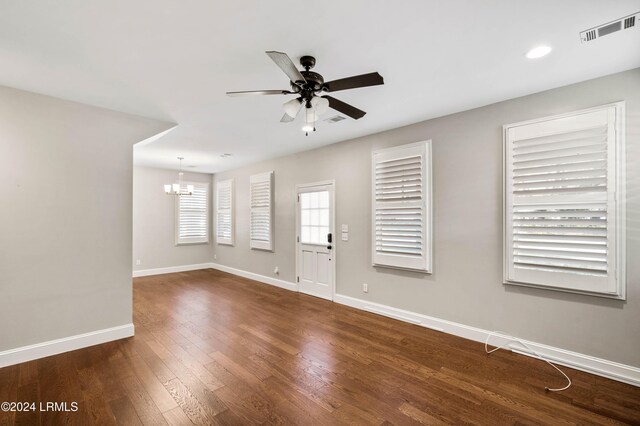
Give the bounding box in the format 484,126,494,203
290,55,324,103
300,55,316,69
300,70,324,91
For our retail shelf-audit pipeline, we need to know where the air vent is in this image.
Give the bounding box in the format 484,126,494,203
324,115,347,124
584,29,597,41
580,12,639,43
624,16,636,29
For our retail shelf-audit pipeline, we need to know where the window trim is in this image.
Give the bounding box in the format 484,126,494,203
250,171,274,251
502,102,626,299
216,178,235,246
371,140,433,273
174,181,209,246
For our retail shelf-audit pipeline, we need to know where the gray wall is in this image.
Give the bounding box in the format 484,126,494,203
0,86,171,351
213,68,640,367
133,166,212,271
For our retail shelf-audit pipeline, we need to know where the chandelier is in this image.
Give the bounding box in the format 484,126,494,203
164,157,194,196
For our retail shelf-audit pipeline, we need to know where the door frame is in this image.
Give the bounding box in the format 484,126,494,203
295,180,336,301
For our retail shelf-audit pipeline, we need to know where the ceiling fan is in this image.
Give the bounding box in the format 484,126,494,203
226,51,384,135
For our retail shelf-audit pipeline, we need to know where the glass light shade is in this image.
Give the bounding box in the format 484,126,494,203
187,184,194,194
302,106,316,133
283,98,302,118
311,97,329,115
172,183,180,193
164,184,172,193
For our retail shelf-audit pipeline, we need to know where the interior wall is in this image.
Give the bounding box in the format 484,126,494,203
0,85,172,352
133,166,213,271
212,68,640,367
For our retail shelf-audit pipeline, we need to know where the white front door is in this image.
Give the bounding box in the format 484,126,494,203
296,182,335,300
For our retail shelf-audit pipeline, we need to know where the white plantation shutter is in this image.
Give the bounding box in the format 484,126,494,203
504,103,625,298
216,179,234,245
175,182,209,245
250,171,274,251
372,141,432,272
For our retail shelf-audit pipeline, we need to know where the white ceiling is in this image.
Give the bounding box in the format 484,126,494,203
1,1,639,173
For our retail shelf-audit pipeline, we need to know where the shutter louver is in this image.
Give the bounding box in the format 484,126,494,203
504,104,625,298
372,142,432,272
250,172,274,250
512,203,608,275
176,183,209,244
216,179,234,245
375,156,423,201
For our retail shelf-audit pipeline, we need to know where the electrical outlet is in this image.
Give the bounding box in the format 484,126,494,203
214,254,217,260
363,283,368,293
274,266,279,275
136,259,141,266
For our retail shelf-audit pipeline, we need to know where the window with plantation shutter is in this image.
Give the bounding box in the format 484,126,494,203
216,179,234,245
504,103,625,298
372,141,432,272
175,182,209,245
250,171,274,251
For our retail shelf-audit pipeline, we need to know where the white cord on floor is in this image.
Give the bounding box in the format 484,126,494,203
484,331,571,392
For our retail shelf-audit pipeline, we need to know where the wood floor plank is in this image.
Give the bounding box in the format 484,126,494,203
109,396,143,426
14,383,40,426
119,374,168,425
76,367,117,426
1,268,639,426
161,406,193,426
128,355,178,413
0,366,18,426
163,378,223,426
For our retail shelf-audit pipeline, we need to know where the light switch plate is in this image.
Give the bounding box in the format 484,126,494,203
342,232,349,241
341,224,349,233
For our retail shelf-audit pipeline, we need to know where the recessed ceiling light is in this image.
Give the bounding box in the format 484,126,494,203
526,45,552,59
220,153,232,158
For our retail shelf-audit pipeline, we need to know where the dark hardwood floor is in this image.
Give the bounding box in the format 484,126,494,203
1,269,639,425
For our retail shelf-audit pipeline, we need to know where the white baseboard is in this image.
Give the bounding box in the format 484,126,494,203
132,263,214,278
209,263,298,292
333,294,640,387
0,324,134,368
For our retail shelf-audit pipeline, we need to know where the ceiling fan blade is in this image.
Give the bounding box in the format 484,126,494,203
265,51,306,84
226,90,290,96
322,96,366,120
323,72,384,92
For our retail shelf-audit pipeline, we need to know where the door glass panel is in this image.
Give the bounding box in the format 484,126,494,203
310,226,320,243
319,209,329,226
300,190,330,244
319,191,329,208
